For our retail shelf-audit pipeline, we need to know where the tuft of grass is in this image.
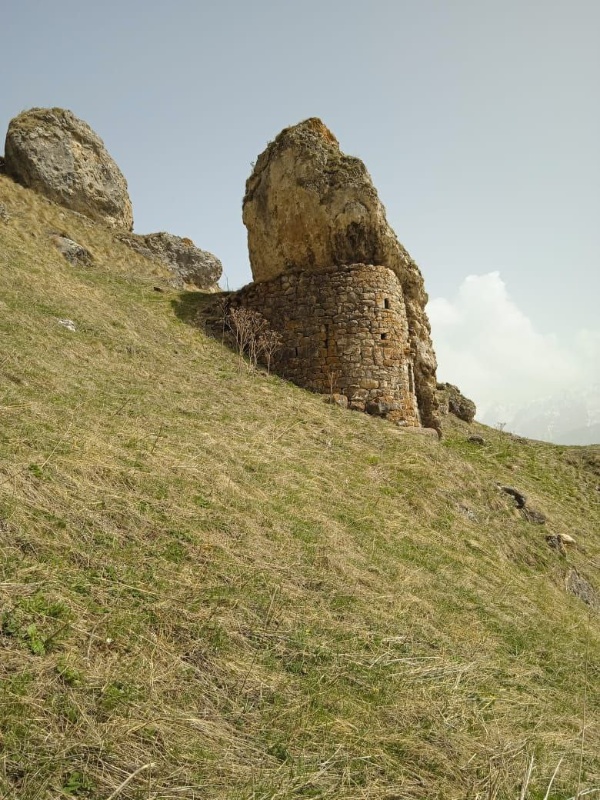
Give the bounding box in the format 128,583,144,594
0,173,599,798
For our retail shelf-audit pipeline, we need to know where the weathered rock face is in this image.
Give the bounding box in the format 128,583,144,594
4,108,133,230
436,382,477,423
50,233,93,266
242,118,438,428
117,231,222,290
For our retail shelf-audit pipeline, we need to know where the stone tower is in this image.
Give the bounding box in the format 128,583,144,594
239,118,439,429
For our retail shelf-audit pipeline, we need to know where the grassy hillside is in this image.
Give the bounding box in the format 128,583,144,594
0,174,598,800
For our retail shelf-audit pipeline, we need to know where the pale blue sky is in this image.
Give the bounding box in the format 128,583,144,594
3,0,599,422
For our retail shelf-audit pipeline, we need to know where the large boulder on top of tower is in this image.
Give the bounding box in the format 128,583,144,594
4,107,133,230
242,117,439,429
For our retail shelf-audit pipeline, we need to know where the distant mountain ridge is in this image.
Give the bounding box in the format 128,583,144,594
481,385,600,444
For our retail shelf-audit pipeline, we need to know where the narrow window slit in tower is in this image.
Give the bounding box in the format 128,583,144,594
384,298,390,309
381,333,387,340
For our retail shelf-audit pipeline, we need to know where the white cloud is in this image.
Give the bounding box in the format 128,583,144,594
427,272,600,418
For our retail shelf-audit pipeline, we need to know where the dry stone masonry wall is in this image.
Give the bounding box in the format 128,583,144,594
230,263,421,425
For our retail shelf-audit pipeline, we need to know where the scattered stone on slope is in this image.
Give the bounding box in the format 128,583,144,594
522,506,547,525
4,107,133,229
558,533,576,547
467,435,486,445
436,382,477,423
545,532,576,556
50,233,93,266
546,535,566,554
57,318,77,332
242,117,438,429
500,484,548,525
458,503,478,521
324,393,348,409
0,202,9,222
117,231,222,290
500,485,527,509
566,569,597,608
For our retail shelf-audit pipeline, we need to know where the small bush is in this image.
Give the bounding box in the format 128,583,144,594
226,306,282,372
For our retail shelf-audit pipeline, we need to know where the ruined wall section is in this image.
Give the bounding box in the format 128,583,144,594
231,263,421,426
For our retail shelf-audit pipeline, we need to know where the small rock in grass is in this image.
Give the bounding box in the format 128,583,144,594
546,533,576,555
324,393,348,409
522,507,547,525
50,233,93,266
500,485,526,509
546,534,565,554
57,318,77,332
459,504,478,521
558,533,576,546
566,569,597,608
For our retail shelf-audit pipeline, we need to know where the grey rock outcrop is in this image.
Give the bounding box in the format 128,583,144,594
4,108,133,230
566,569,597,608
117,231,222,290
436,382,476,423
242,118,439,429
50,233,93,266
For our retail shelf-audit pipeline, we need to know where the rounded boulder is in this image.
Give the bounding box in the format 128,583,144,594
4,107,133,230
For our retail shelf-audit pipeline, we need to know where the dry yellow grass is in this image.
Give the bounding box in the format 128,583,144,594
0,174,598,799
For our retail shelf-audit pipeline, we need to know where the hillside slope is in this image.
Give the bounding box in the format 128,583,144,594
0,175,598,800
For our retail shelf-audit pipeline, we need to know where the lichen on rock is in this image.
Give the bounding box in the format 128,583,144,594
117,231,222,291
4,107,133,230
50,233,93,266
436,382,477,423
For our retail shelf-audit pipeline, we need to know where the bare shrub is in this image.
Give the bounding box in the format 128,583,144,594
327,368,340,400
257,327,282,374
226,306,281,373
